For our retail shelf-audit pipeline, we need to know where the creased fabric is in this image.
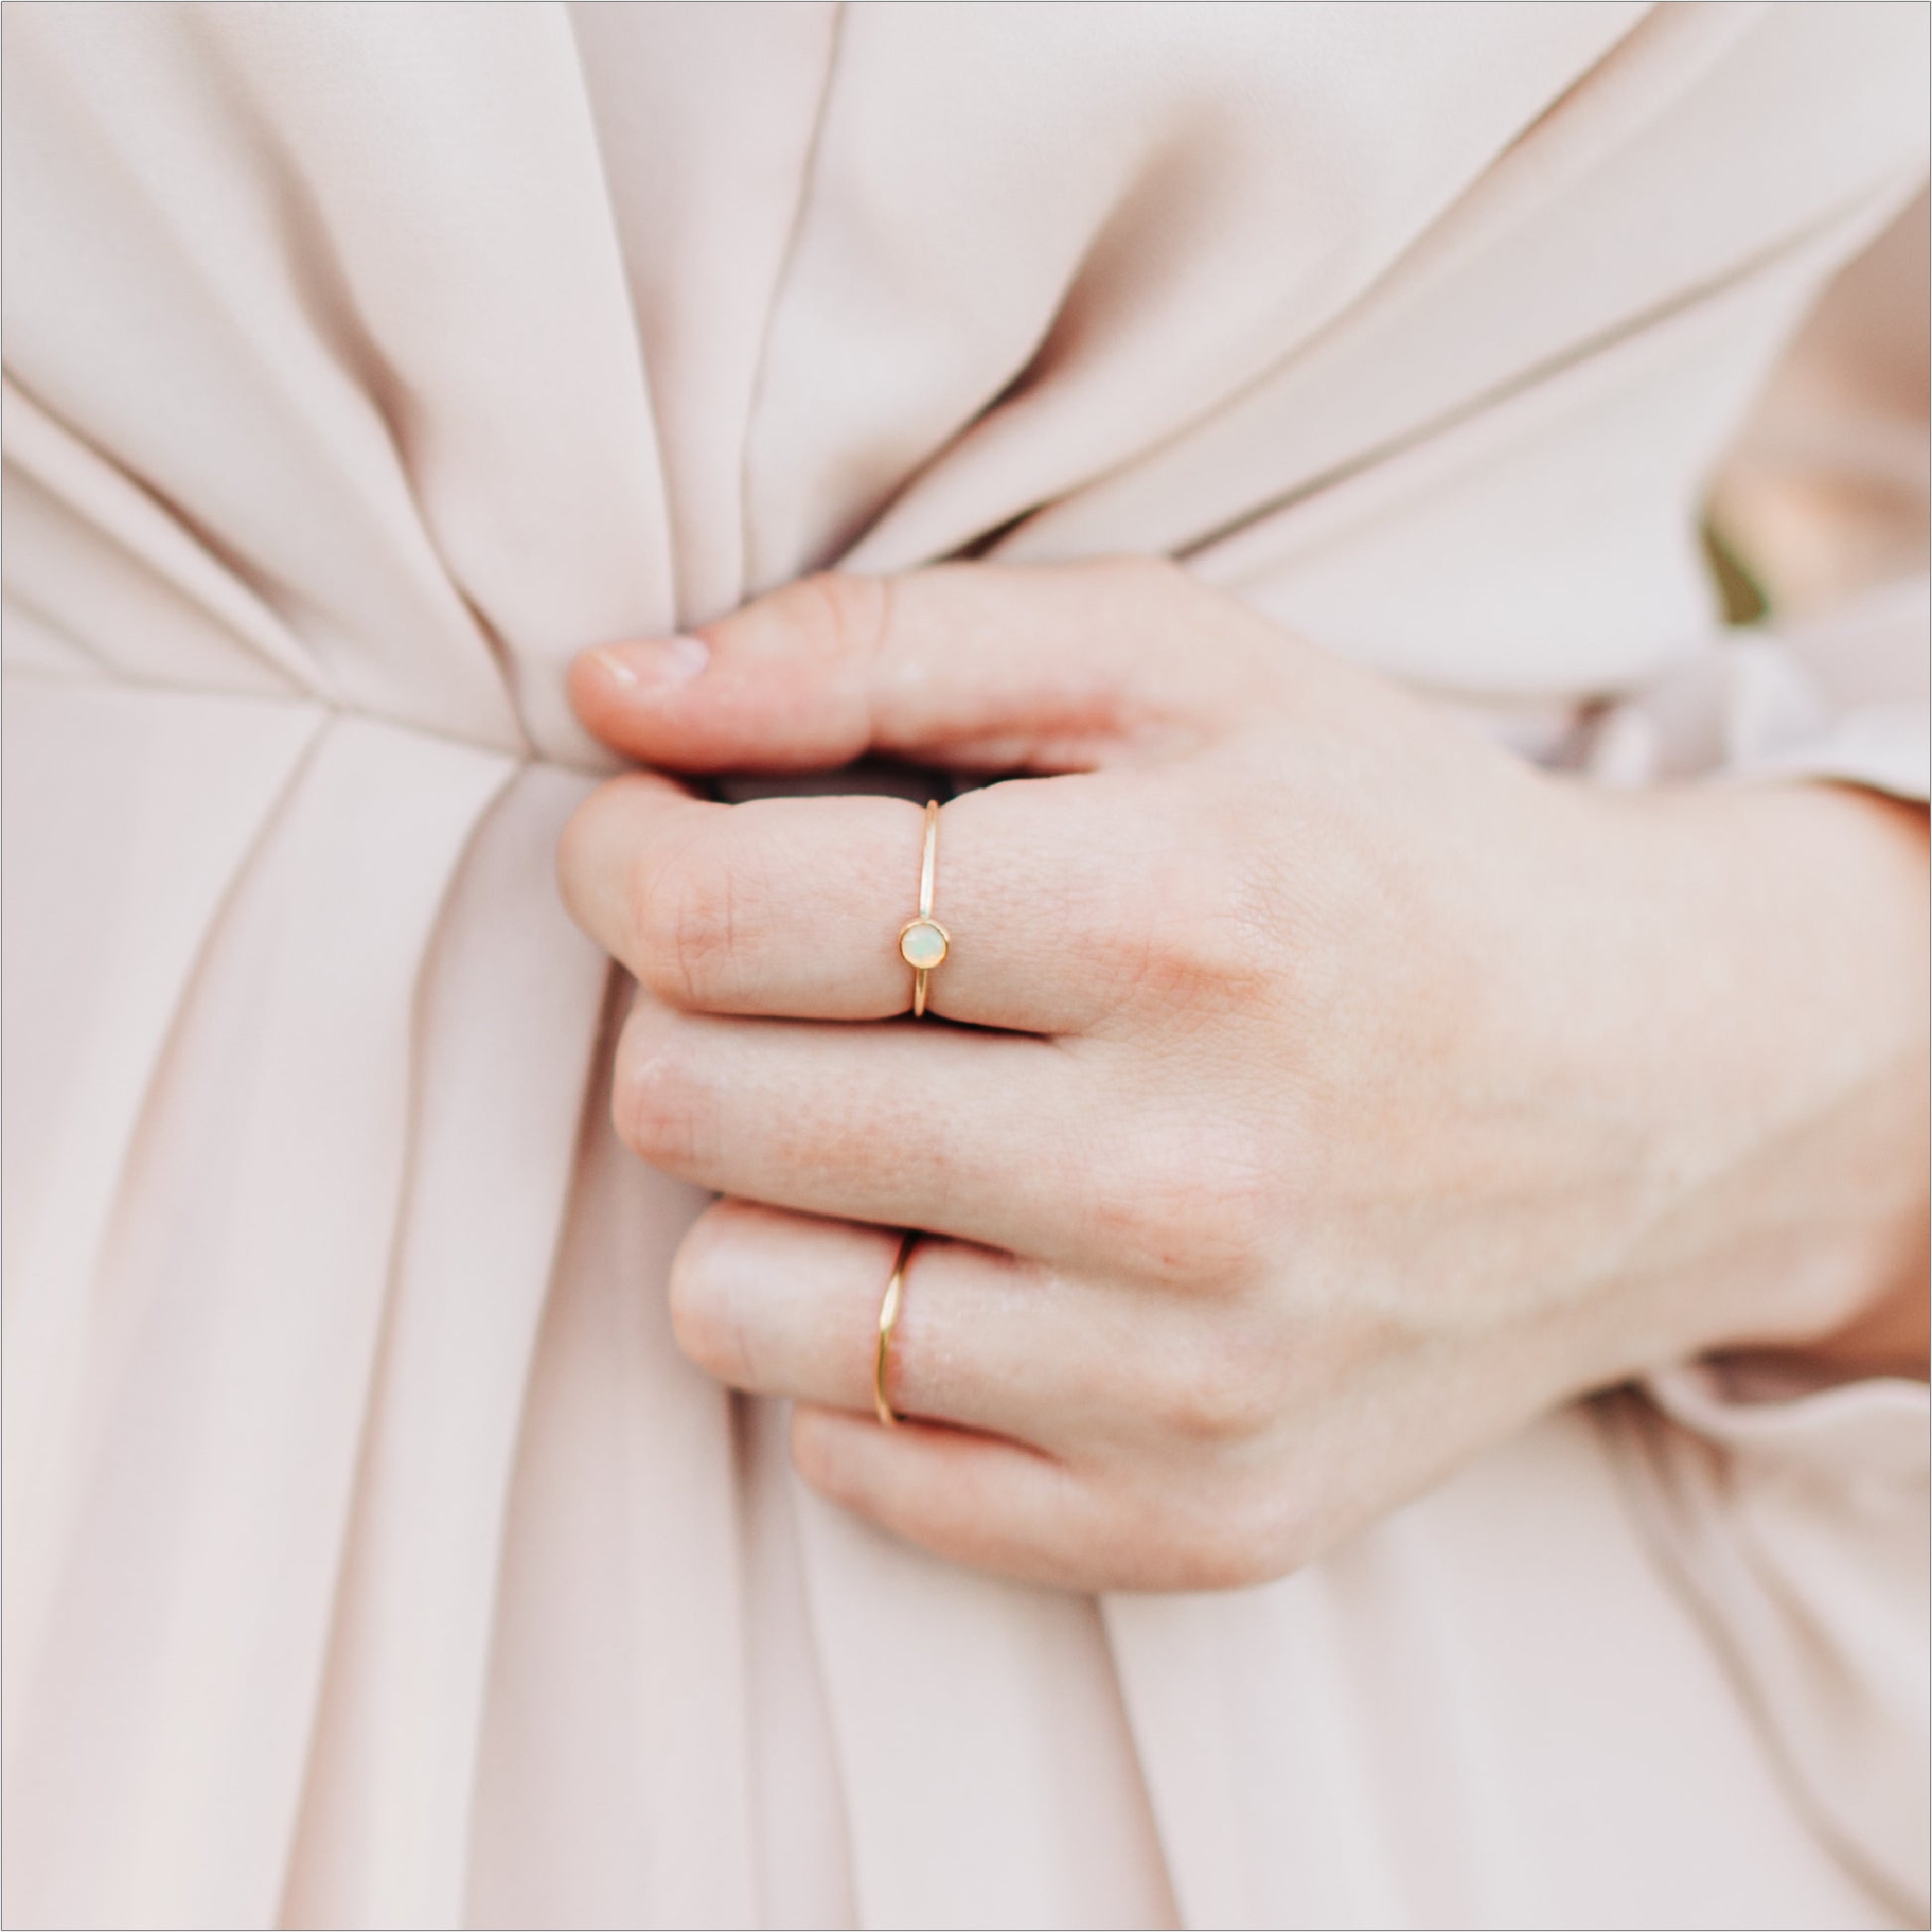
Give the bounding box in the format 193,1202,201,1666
2,4,1926,1926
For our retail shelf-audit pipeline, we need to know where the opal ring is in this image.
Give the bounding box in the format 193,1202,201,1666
874,1229,918,1427
897,799,949,1018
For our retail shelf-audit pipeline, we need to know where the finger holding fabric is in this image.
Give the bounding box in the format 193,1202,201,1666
665,1199,1174,1450
558,560,1930,1591
557,764,1186,1034
609,997,1130,1266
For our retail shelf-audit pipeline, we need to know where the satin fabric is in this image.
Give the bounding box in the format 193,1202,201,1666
2,5,1927,1926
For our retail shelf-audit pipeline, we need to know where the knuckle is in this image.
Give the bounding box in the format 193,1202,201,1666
788,1406,852,1500
1089,1121,1277,1288
667,1223,752,1387
613,1011,713,1175
1118,849,1275,1015
1069,883,1186,1012
558,778,659,942
627,833,753,1008
1141,1319,1283,1447
790,569,892,663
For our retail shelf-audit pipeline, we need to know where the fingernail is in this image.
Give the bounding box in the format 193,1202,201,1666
592,635,710,691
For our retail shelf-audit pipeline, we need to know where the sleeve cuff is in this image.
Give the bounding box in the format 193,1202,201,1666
1641,1356,1928,1490
1580,573,1930,802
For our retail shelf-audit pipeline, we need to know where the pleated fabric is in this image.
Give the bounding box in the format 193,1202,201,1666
2,5,1926,1925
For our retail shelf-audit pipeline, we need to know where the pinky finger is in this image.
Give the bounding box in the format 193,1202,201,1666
788,1404,1123,1591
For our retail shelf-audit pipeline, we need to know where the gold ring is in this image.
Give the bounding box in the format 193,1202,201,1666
897,799,949,1019
873,1229,918,1427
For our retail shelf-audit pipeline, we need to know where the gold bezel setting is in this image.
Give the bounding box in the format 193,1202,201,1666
897,917,950,971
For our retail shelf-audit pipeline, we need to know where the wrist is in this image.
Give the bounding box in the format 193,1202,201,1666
1589,775,1927,1379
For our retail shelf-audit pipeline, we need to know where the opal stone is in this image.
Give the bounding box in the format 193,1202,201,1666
899,919,948,969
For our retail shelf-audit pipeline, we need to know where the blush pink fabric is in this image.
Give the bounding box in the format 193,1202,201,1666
2,5,1927,1927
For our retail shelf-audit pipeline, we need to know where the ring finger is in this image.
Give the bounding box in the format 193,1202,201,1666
669,1198,1128,1450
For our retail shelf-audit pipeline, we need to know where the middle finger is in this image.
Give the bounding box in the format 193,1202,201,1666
560,773,1155,1035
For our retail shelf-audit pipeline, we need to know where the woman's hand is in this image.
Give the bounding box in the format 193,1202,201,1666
557,560,1929,1591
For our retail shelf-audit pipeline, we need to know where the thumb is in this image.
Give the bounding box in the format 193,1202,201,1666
566,558,1266,774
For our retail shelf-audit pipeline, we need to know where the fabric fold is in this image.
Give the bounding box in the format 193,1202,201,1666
3,690,514,1928
3,4,1926,1925
1608,1369,1929,1923
278,762,613,1930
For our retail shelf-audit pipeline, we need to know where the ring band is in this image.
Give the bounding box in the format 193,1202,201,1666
873,1229,918,1427
897,799,949,1019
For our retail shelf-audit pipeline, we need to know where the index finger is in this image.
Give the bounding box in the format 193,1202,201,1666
567,561,1260,776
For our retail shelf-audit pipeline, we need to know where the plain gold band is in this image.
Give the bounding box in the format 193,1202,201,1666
916,799,936,1016
897,799,947,1019
873,1229,919,1427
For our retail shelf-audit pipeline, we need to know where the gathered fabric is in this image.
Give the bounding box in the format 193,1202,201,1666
2,5,1926,1925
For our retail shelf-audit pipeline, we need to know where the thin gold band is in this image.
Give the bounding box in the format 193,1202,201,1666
873,1228,918,1428
897,799,949,1018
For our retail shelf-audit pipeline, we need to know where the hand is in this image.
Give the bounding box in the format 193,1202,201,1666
557,560,1929,1590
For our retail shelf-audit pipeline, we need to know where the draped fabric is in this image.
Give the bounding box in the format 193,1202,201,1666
2,5,1926,1925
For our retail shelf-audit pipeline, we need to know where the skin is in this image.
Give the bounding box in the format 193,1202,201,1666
556,558,1929,1593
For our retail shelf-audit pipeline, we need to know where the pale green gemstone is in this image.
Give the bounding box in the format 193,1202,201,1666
899,920,948,970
